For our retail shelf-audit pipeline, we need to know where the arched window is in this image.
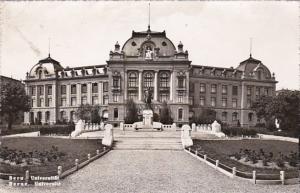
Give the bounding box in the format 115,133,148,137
159,72,169,88
45,111,50,123
178,108,183,121
70,111,76,122
232,112,238,121
143,72,153,88
60,111,67,122
128,72,138,87
257,70,262,80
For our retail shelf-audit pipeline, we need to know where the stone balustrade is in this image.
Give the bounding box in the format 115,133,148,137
191,120,225,138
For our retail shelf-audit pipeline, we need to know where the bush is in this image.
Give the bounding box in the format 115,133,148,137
39,125,75,135
221,127,257,137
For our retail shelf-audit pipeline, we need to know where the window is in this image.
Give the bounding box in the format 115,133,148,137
92,96,98,105
222,85,227,94
128,72,138,88
222,98,227,107
103,95,109,105
47,98,52,107
113,94,118,102
232,86,238,96
40,98,44,107
200,83,206,93
37,86,44,95
60,111,67,121
189,83,194,92
81,96,87,105
103,82,108,92
47,85,52,95
200,96,205,106
61,85,66,95
189,97,194,105
31,99,35,107
264,88,269,96
248,113,253,122
257,70,262,80
178,91,184,103
222,112,227,121
159,93,169,102
232,99,237,108
255,87,260,96
71,97,77,106
211,97,216,107
178,109,183,120
37,99,41,107
232,112,238,121
71,84,77,94
128,92,138,100
114,108,118,119
211,84,217,94
247,87,252,95
159,72,169,88
92,83,98,93
61,98,66,106
31,86,36,96
113,77,119,88
45,111,50,123
81,84,87,93
144,72,153,88
178,77,184,88
70,111,76,121
247,98,251,108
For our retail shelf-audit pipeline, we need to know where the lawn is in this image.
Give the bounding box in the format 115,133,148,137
192,139,298,179
0,137,103,176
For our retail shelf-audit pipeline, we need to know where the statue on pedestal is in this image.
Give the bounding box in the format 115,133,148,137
144,88,152,110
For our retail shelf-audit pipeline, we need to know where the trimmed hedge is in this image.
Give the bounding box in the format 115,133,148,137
222,127,257,137
0,125,75,136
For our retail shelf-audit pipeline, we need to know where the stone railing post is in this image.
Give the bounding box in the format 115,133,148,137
88,153,91,160
252,170,256,184
57,166,62,178
195,150,198,156
232,167,236,177
215,160,219,169
96,149,100,155
280,171,285,185
204,154,207,161
25,170,30,183
75,159,79,170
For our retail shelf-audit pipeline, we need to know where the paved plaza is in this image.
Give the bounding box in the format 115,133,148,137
0,150,298,193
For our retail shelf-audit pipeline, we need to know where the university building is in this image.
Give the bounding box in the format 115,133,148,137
23,26,277,127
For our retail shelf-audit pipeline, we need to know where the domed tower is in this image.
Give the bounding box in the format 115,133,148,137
24,54,63,125
107,27,191,126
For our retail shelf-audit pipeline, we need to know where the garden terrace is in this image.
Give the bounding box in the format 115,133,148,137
0,137,104,178
192,139,298,179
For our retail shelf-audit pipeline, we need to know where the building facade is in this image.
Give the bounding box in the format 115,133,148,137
24,27,277,127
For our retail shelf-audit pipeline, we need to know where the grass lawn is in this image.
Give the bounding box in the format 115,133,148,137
192,139,298,179
0,137,103,176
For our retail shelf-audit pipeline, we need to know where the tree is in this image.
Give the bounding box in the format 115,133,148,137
159,101,173,124
124,99,139,124
0,82,30,130
252,90,300,132
190,108,217,124
76,104,101,123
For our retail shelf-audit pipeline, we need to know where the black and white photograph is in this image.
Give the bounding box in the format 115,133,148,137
0,1,299,193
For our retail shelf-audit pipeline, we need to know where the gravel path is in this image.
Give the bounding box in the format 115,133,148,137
0,150,298,193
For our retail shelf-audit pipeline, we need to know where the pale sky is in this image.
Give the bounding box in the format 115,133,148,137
0,1,299,90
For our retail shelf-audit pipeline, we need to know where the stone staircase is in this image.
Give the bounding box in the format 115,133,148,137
113,130,183,150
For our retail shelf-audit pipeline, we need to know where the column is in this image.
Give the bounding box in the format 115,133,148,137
154,71,158,101
52,83,57,124
138,71,142,101
66,84,71,106
87,82,92,104
170,71,173,101
240,82,246,126
76,83,81,106
98,82,103,105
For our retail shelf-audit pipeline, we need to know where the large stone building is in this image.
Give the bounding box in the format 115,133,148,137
24,26,277,127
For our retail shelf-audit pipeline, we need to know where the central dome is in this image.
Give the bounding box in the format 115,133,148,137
121,28,177,58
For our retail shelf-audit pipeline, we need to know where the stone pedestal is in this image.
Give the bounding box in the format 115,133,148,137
142,110,153,129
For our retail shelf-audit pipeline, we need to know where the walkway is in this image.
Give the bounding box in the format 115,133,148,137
0,150,298,193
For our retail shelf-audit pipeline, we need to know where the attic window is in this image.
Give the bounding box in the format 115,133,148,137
162,41,167,46
131,41,136,46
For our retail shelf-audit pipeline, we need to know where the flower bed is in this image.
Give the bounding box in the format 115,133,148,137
0,137,103,177
192,139,298,179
